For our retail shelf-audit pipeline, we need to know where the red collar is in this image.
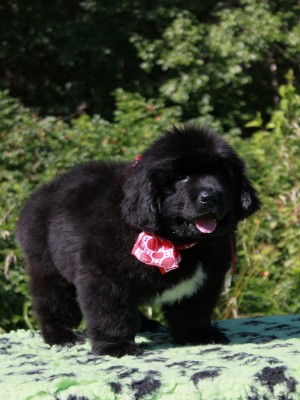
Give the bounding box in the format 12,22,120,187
230,235,236,279
131,155,142,169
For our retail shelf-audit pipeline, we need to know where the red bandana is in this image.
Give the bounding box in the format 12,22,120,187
131,232,196,274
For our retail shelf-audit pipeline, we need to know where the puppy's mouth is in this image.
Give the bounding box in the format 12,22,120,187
195,212,217,234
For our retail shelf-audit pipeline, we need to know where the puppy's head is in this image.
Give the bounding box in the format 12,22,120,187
121,125,260,240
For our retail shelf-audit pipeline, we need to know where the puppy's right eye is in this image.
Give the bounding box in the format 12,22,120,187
176,175,189,183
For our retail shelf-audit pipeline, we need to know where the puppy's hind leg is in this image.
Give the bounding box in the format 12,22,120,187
27,259,83,346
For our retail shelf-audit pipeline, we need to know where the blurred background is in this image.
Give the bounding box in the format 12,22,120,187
1,0,299,332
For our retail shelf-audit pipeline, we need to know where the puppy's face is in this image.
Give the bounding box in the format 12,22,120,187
121,127,260,240
160,175,234,238
157,169,239,241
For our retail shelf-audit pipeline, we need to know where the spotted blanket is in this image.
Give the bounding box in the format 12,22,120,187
1,315,299,400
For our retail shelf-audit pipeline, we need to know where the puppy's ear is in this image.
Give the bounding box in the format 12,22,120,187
121,166,159,231
238,177,260,220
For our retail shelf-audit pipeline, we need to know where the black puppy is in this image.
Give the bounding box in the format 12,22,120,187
16,125,260,357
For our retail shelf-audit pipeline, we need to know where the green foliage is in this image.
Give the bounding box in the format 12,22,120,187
219,73,300,318
1,0,300,131
132,0,300,132
0,0,193,117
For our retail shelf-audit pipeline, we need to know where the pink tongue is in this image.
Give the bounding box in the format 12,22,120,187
195,214,217,234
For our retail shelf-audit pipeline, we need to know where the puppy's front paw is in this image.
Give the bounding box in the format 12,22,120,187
174,325,229,345
92,339,143,358
198,326,229,345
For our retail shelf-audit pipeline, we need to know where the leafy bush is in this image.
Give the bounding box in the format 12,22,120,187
133,0,300,132
219,72,300,318
1,0,300,132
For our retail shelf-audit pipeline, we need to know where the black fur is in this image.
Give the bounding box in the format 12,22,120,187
16,125,260,357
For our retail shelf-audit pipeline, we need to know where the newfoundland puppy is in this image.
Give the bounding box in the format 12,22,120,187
17,125,260,357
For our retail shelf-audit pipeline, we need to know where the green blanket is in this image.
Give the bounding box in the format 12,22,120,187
1,315,299,400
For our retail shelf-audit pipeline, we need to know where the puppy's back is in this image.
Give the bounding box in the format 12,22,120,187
16,160,129,258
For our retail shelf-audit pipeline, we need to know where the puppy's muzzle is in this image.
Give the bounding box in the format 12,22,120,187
198,190,226,221
198,190,219,207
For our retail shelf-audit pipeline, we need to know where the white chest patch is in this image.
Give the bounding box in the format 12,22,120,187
155,264,206,306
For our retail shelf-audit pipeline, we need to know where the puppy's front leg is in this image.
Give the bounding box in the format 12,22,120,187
75,273,142,357
163,287,229,345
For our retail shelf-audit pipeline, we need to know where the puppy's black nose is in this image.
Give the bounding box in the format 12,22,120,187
198,190,218,206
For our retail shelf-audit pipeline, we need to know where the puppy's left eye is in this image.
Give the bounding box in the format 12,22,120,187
176,175,189,183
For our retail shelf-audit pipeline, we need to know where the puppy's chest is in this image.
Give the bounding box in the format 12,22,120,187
154,264,206,306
